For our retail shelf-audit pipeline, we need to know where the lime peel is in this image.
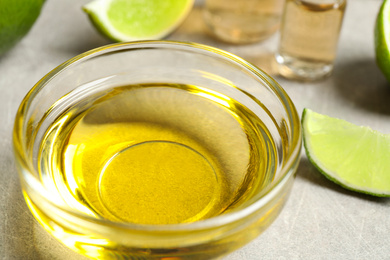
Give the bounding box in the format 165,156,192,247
302,108,390,197
83,0,194,42
0,0,45,55
375,0,390,83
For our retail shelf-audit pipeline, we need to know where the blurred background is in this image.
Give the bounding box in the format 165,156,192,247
1,0,390,259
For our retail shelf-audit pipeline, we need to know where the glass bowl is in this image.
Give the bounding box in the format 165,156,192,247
13,41,301,259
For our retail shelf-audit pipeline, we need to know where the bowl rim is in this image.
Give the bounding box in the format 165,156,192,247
13,40,302,232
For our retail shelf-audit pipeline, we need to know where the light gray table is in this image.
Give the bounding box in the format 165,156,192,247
1,0,389,259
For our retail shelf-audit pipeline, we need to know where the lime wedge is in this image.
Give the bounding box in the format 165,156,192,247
375,0,390,82
302,108,390,197
83,0,194,42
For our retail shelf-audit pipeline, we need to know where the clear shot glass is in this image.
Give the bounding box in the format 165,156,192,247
13,41,301,259
203,0,285,44
275,0,346,81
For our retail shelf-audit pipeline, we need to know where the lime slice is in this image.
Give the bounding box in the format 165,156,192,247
0,0,44,55
375,0,390,82
83,0,194,42
302,108,390,197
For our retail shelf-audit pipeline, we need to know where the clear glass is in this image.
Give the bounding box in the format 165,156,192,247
203,0,285,44
13,41,301,259
275,0,346,81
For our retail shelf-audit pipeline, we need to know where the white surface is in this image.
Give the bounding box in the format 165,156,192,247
1,0,390,259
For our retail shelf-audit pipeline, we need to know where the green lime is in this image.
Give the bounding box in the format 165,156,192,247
83,0,194,42
0,0,45,56
375,0,390,82
302,108,390,197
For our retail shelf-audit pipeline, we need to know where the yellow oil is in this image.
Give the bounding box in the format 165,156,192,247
38,83,275,225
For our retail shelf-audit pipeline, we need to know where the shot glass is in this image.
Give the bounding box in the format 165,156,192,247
275,0,346,80
13,41,301,259
203,0,285,44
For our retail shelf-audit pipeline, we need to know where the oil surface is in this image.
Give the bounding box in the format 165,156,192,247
38,83,275,225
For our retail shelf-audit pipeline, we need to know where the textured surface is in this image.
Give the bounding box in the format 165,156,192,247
1,0,390,259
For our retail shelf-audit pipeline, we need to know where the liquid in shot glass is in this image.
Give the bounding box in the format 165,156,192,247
203,0,285,44
275,0,346,80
